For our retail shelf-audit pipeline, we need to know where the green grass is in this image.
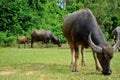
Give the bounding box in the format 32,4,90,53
0,46,120,80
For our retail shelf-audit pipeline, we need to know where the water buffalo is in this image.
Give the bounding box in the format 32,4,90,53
31,30,61,48
112,27,120,51
62,8,119,75
17,36,31,48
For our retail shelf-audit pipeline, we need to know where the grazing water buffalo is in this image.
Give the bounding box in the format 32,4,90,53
62,8,119,75
17,36,31,48
31,30,61,48
112,27,120,51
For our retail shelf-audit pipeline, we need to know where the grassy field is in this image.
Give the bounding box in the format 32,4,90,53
0,45,120,80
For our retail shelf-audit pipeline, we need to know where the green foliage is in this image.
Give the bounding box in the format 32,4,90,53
67,2,84,13
0,31,16,46
0,0,120,46
0,32,6,46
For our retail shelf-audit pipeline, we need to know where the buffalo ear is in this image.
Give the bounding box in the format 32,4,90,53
88,32,102,53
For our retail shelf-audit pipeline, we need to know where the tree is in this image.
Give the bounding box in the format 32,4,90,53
57,0,66,9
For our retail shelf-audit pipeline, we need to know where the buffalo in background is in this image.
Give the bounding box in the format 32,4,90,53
62,8,119,75
17,36,31,48
31,30,61,48
112,27,120,51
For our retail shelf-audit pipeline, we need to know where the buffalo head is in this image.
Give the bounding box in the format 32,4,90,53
56,38,61,47
88,32,119,75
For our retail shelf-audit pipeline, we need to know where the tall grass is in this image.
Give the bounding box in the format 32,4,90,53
0,46,120,80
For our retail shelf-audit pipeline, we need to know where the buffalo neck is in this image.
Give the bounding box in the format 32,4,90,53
91,28,108,46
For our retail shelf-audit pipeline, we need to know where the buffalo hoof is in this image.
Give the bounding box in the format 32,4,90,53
96,67,102,72
81,63,86,66
102,70,112,75
81,61,86,66
72,68,78,72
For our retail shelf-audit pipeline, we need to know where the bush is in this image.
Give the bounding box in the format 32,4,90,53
66,2,84,13
0,32,6,46
0,0,120,46
0,31,16,47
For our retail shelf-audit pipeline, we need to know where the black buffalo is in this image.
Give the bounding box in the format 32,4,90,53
62,8,119,75
112,27,120,51
31,30,61,48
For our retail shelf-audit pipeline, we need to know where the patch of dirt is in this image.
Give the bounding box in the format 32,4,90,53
39,75,45,80
25,71,37,75
0,70,16,75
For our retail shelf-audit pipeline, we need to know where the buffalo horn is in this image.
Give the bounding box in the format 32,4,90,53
112,31,120,51
88,32,102,53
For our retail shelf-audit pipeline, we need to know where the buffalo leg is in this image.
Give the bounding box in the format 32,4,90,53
70,44,79,72
27,43,30,48
18,43,20,48
73,45,79,72
44,40,49,48
70,44,76,72
81,46,86,66
92,49,102,71
46,43,48,48
31,39,34,48
70,44,75,66
24,44,26,48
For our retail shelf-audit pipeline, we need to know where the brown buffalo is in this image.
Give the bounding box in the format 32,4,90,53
31,30,61,48
62,8,119,75
17,36,31,48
